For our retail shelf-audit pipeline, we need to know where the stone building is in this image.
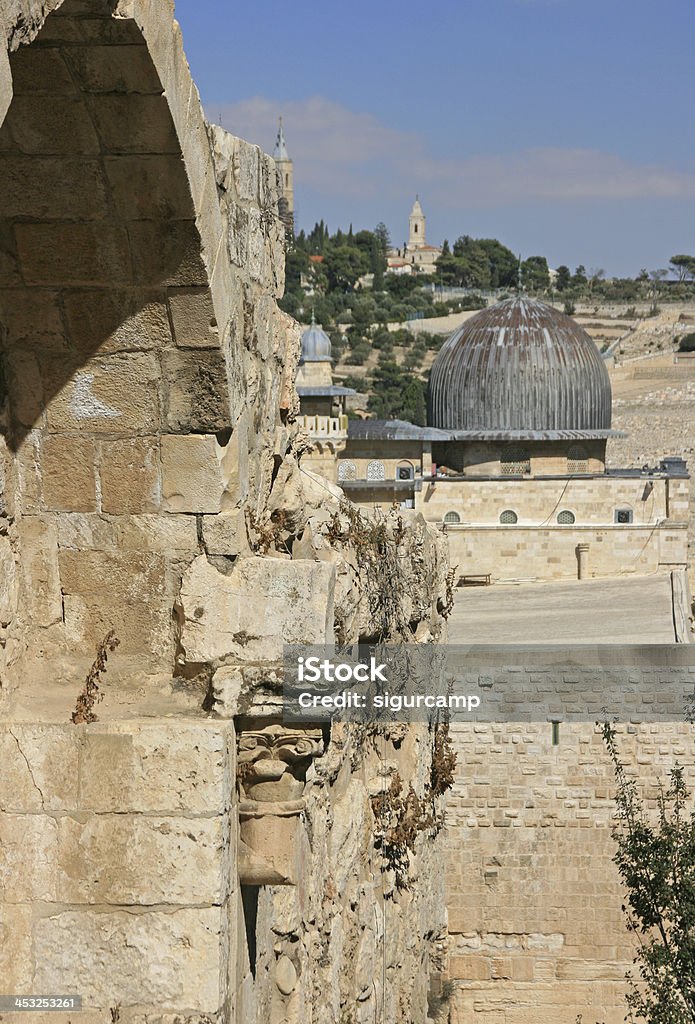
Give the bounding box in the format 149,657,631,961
295,318,355,476
335,298,690,582
0,5,692,1024
387,196,442,275
273,117,294,238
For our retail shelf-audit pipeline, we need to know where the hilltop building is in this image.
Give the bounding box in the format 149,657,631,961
330,297,690,582
387,196,442,275
296,318,356,475
273,117,294,238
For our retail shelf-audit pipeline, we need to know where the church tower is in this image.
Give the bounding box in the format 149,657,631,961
408,196,426,250
273,117,294,239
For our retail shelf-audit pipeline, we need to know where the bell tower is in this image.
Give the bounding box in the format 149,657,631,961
274,116,294,239
408,195,426,250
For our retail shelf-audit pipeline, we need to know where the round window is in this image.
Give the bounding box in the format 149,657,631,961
557,510,576,525
443,511,461,525
499,509,518,525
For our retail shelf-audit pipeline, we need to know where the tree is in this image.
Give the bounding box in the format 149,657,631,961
572,264,588,288
670,255,695,283
556,265,572,292
521,256,550,293
323,245,369,292
367,361,427,425
602,721,695,1023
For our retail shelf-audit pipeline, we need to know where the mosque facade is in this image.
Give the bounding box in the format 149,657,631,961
297,298,690,583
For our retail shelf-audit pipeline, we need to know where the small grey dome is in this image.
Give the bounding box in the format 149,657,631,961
428,297,612,434
300,321,332,362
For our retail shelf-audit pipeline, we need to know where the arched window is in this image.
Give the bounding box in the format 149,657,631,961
567,445,589,474
557,510,576,525
366,460,385,481
338,460,356,481
501,446,531,476
499,509,519,525
396,461,415,481
443,511,461,525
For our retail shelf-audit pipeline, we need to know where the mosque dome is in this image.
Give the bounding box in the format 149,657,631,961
300,320,332,362
427,297,612,434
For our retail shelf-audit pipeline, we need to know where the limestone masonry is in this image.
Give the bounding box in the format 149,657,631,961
0,3,693,1024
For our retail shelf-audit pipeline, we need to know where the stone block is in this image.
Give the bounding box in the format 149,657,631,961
0,905,32,992
0,813,58,901
448,955,491,981
0,288,66,352
14,432,42,515
168,288,219,348
161,433,233,514
45,353,161,434
41,436,97,513
100,438,160,514
232,138,260,203
0,156,109,220
0,726,80,812
18,515,62,628
0,536,17,627
127,219,208,287
89,94,180,154
77,722,233,814
201,510,250,557
59,550,169,655
179,555,336,663
33,909,222,1011
162,348,229,432
55,512,198,554
16,223,132,286
53,815,226,905
5,94,100,154
64,45,163,94
4,348,43,427
63,289,172,355
103,155,195,220
9,48,75,94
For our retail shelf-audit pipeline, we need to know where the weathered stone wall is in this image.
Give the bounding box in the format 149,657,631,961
1,719,241,1020
444,722,695,1023
0,4,452,1023
0,0,297,712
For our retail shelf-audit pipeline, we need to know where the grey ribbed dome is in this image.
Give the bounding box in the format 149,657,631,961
427,297,612,434
300,321,332,362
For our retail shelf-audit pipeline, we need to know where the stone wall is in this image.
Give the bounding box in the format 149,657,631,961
444,721,695,1024
0,4,452,1022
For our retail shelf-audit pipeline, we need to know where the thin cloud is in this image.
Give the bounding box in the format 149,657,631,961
213,96,695,209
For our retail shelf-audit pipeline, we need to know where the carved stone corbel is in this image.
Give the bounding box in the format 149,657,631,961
236,718,323,885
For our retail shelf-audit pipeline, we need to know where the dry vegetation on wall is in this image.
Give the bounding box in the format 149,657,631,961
71,631,120,725
325,499,452,643
371,721,457,891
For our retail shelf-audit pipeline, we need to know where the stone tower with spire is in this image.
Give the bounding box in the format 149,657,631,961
408,195,426,249
273,117,294,239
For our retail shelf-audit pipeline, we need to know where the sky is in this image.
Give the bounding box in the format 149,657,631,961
174,0,695,278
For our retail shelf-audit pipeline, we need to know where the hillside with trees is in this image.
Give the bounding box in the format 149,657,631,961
280,222,695,418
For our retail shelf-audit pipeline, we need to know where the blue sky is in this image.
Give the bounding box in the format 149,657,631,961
175,0,695,277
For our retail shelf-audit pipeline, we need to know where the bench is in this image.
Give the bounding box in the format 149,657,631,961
458,573,492,587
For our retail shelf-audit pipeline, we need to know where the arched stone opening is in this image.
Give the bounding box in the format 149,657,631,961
0,0,290,714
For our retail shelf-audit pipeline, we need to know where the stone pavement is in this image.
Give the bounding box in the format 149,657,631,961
449,574,679,644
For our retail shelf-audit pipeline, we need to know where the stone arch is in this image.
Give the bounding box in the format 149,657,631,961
0,0,291,711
